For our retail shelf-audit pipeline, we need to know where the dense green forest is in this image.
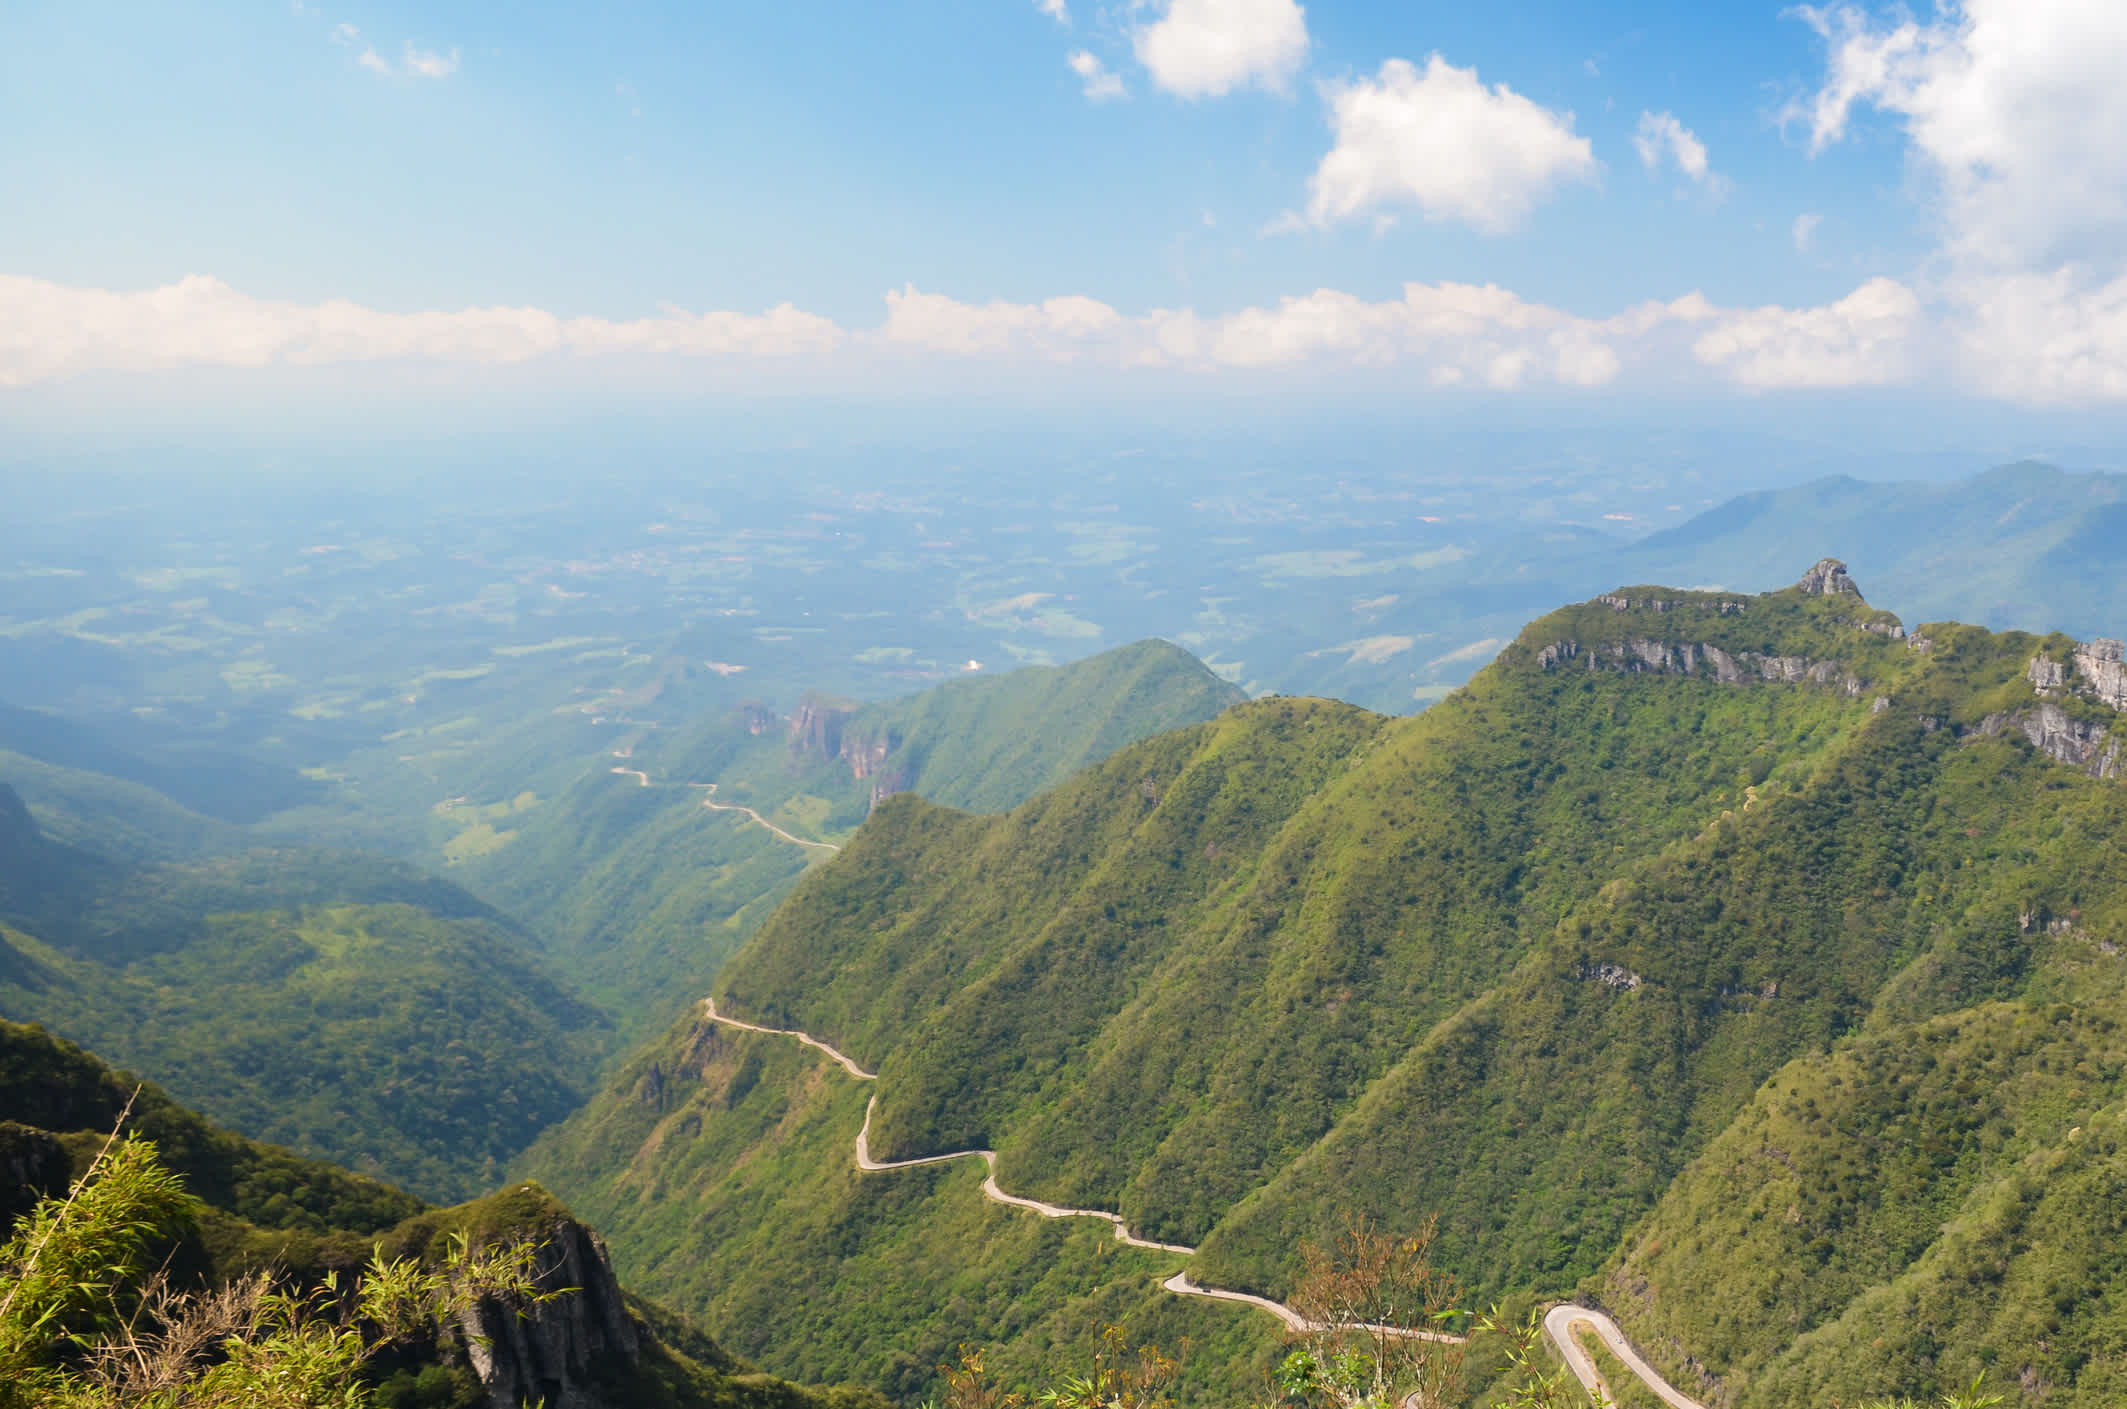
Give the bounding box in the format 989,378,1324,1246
0,1019,887,1409
524,563,2127,1406
0,792,610,1201
461,639,1245,1041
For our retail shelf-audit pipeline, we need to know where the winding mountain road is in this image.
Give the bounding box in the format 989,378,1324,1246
686,783,842,852
602,760,841,853
698,997,1705,1407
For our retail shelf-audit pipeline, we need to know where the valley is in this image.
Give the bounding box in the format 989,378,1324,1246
8,458,2127,1406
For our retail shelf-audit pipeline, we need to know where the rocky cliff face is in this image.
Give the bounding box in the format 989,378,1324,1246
786,694,854,762
2003,639,2127,778
1537,636,1872,696
459,1214,641,1409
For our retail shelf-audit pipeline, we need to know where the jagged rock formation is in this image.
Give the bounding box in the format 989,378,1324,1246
460,1215,641,1409
2076,638,2127,709
1796,557,1859,596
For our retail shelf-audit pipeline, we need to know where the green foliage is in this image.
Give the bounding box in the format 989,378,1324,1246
0,896,606,1202
0,1132,551,1409
527,575,2127,1405
0,1025,888,1409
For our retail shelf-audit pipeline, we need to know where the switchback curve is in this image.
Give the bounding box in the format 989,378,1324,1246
699,998,1705,1406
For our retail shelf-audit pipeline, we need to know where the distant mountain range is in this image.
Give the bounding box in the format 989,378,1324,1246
1613,460,2127,639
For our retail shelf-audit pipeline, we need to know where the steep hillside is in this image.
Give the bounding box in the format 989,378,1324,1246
0,1020,886,1409
0,804,609,1201
526,561,2127,1406
464,639,1246,1039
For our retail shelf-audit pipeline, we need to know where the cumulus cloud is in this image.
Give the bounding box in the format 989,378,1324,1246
1067,50,1126,102
1634,111,1709,181
1793,212,1823,251
1685,276,1923,388
1304,57,1596,233
357,48,391,75
1133,0,1309,99
330,22,358,44
1036,0,1069,23
1956,267,2127,404
1794,0,2127,400
0,271,1933,397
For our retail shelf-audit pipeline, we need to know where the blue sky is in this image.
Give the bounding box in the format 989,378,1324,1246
2,0,2122,422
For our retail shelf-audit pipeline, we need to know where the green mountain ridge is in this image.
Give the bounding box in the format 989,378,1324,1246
525,561,2127,1406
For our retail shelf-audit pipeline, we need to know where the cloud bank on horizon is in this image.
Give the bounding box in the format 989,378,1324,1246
4,0,2125,409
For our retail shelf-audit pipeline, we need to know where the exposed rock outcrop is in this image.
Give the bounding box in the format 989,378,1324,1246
1537,638,1868,696
1796,557,1859,597
787,694,854,760
459,1215,640,1409
2076,638,2127,710
1976,704,2123,779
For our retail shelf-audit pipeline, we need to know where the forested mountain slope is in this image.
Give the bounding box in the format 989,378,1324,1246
465,639,1245,1039
527,561,2127,1407
0,1019,886,1409
0,789,610,1201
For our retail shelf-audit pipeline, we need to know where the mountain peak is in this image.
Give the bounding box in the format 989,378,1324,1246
1796,557,1860,598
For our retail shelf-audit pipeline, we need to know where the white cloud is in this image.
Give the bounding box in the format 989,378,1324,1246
1067,50,1126,102
1955,267,2127,404
0,272,1932,397
1794,0,2127,401
1793,212,1823,251
356,41,460,78
1037,0,1070,24
1634,111,1709,181
0,274,841,387
330,22,358,45
403,44,460,78
1133,0,1309,99
1794,0,2127,272
1304,57,1596,233
1685,276,1922,388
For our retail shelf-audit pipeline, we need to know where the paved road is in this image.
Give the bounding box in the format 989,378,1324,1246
1544,1304,1705,1409
700,997,1699,1407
